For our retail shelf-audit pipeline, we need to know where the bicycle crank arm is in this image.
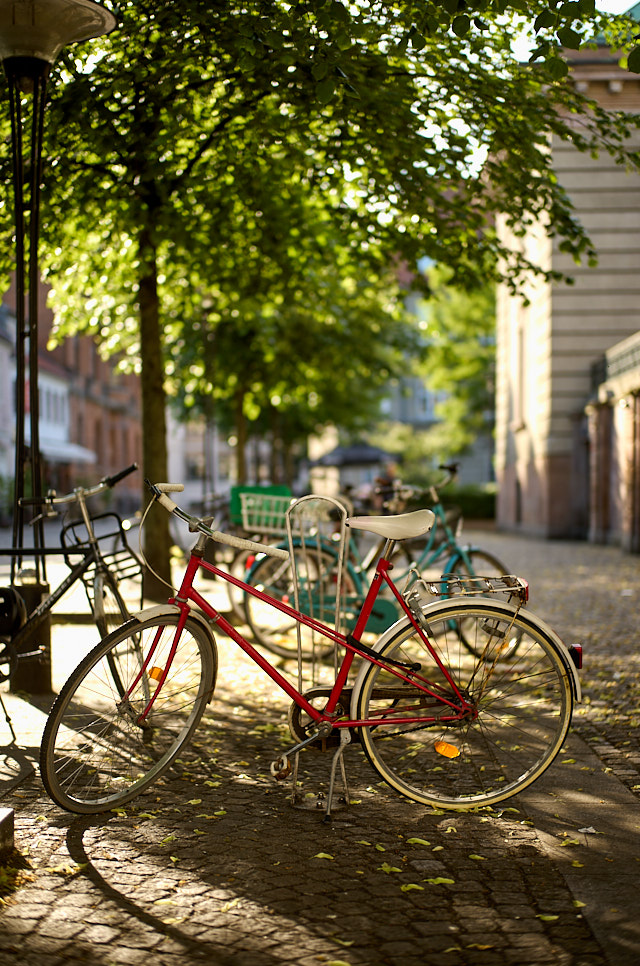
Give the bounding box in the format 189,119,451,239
271,721,336,778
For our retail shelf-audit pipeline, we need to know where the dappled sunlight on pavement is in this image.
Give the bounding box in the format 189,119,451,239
0,528,639,965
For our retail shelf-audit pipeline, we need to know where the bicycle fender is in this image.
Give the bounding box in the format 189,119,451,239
349,596,581,720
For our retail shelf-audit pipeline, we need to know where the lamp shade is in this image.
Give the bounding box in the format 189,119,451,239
0,0,116,65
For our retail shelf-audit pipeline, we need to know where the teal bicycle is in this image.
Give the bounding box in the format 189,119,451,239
243,464,508,660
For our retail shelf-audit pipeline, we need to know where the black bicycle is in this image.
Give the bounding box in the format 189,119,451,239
0,464,143,689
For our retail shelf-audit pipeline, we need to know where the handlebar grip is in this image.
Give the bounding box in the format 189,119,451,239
105,463,138,488
149,482,184,516
209,529,290,561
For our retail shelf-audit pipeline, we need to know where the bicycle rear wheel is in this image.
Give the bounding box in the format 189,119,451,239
93,570,130,638
353,598,574,810
40,612,217,813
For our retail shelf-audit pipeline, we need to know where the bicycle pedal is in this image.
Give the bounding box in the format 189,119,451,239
270,756,292,781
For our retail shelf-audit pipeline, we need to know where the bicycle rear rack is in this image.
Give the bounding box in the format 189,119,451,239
409,573,528,602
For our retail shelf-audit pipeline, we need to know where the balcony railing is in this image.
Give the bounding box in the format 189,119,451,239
591,331,640,392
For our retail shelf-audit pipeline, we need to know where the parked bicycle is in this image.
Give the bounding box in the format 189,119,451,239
243,464,508,659
39,481,581,819
0,464,143,687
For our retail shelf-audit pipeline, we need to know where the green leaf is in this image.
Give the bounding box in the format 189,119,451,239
452,15,471,36
400,883,425,891
314,853,334,860
316,77,335,104
406,838,431,846
556,27,582,50
534,9,557,30
546,56,570,79
628,46,640,73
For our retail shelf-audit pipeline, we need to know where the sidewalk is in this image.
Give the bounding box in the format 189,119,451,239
1,529,639,966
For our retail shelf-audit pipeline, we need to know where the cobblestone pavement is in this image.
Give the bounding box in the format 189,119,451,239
1,528,640,966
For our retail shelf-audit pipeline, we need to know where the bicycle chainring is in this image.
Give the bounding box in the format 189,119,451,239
288,687,352,751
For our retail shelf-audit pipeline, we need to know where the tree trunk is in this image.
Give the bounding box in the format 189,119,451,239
138,223,172,600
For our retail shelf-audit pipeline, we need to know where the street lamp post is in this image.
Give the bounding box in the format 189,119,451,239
0,0,116,691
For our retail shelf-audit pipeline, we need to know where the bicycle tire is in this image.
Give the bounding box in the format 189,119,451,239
353,598,574,810
244,545,355,661
40,612,217,813
93,570,130,639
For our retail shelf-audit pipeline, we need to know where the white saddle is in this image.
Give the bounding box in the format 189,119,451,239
347,508,435,541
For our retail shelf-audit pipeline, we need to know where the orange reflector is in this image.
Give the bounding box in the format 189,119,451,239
149,666,164,681
435,740,461,759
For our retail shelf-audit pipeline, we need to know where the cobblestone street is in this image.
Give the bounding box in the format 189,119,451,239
1,527,639,966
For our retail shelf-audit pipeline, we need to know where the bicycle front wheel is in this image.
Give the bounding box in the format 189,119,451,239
93,570,130,638
40,613,217,813
354,599,574,810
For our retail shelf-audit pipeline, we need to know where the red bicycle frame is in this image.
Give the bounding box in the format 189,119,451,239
130,544,475,730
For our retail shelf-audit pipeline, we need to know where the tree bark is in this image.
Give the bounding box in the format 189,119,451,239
138,222,172,600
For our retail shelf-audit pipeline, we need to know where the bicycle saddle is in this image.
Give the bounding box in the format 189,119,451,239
347,508,435,541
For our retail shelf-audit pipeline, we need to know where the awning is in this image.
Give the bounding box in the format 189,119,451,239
37,439,97,465
311,442,394,467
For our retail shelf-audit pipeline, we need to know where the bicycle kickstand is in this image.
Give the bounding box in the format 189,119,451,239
0,692,17,744
323,729,352,824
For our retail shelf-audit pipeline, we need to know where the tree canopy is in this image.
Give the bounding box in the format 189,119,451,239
1,0,639,585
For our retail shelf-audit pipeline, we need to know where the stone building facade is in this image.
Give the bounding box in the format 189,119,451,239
495,30,640,544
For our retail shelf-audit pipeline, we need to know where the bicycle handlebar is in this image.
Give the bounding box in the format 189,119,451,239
385,463,460,506
19,463,139,509
147,481,290,562
103,463,138,488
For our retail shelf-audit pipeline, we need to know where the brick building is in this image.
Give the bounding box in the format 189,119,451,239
0,279,142,515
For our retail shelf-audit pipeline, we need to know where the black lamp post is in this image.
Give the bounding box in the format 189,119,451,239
0,1,115,693
0,0,116,580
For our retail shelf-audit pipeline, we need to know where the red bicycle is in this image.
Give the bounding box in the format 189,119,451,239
39,481,582,818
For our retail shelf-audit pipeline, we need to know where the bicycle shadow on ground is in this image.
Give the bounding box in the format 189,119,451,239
38,703,608,966
0,744,34,797
0,690,55,797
